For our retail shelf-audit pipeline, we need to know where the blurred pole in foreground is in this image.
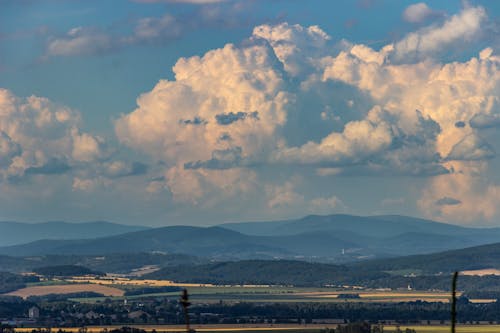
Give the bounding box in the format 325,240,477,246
451,271,458,333
180,289,191,333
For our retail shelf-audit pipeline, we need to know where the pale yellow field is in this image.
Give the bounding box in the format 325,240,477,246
67,277,215,288
6,283,125,299
461,268,500,276
298,290,454,303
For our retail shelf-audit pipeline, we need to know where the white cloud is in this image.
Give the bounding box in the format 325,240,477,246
113,10,500,223
115,41,290,202
44,5,248,58
273,116,393,166
71,128,107,162
253,23,331,77
46,27,115,57
446,134,495,161
403,3,443,23
0,88,113,184
392,6,486,61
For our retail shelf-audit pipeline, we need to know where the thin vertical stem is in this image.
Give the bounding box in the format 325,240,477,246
451,271,458,333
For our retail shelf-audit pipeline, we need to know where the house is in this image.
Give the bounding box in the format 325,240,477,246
28,307,40,319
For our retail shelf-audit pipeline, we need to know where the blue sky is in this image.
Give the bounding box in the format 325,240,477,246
1,0,500,226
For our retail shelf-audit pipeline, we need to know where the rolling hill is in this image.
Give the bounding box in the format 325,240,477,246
0,252,205,274
349,241,500,274
143,259,387,286
0,221,148,246
2,214,500,262
0,226,292,258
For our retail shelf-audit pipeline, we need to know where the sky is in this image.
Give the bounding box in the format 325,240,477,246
0,0,500,227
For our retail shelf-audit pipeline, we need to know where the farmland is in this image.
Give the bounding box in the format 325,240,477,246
6,283,124,299
0,271,460,304
42,277,456,304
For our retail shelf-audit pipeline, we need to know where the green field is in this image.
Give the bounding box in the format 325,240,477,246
68,284,452,304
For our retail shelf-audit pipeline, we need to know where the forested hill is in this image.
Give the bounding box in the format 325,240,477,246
141,258,500,292
143,260,388,286
0,221,148,246
348,241,500,274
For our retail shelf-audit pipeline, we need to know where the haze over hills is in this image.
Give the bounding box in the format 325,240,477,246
3,214,500,261
0,221,149,247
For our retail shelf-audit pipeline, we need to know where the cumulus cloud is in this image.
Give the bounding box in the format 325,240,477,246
273,116,393,166
4,3,500,224
403,3,443,23
253,23,332,77
44,3,252,58
114,6,500,223
71,129,107,162
446,134,495,161
115,43,289,160
392,6,486,61
0,88,133,193
45,15,183,58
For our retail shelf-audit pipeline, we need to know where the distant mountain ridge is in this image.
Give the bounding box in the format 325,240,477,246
2,214,500,261
219,214,483,237
0,221,149,246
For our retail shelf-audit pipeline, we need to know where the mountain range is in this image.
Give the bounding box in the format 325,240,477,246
0,221,148,246
2,214,500,262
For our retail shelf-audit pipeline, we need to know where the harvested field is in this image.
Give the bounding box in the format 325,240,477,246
461,268,500,276
6,283,124,299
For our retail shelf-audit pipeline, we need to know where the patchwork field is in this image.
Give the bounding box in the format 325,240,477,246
63,283,454,304
6,283,124,298
3,275,457,304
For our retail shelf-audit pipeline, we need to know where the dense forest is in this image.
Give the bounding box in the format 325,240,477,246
33,265,103,277
0,272,38,294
